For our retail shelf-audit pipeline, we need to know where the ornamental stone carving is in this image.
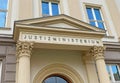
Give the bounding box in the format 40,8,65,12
89,46,105,60
16,41,34,57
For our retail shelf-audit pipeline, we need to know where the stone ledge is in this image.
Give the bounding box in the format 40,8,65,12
0,27,11,30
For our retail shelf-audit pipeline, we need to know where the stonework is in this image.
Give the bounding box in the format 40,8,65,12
16,41,34,58
89,46,105,60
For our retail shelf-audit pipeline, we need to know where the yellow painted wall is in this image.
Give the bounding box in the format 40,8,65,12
30,48,99,83
105,0,120,40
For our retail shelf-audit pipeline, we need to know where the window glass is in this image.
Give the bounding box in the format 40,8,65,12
52,3,59,15
42,1,59,16
97,22,104,29
106,64,120,82
0,0,8,9
86,7,105,29
111,65,120,81
94,8,102,20
86,8,94,20
0,0,8,27
0,12,6,27
43,76,68,83
42,1,49,16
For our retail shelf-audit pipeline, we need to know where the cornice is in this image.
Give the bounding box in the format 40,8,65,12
103,41,120,51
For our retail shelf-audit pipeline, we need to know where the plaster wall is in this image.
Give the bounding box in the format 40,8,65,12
30,49,99,83
105,0,120,40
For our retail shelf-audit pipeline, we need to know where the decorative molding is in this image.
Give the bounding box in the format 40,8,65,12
33,63,84,83
16,41,33,58
89,46,105,60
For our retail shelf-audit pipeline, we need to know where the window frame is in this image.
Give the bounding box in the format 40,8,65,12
0,60,2,83
0,0,9,28
41,0,61,16
106,64,120,82
86,6,106,30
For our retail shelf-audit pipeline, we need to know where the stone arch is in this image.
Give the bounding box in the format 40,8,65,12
33,63,84,83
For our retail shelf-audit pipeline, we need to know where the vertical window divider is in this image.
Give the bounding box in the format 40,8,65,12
92,8,98,27
5,0,9,27
49,2,52,16
109,65,115,82
58,3,61,14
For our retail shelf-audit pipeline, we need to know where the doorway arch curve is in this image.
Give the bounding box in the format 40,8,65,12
33,63,84,83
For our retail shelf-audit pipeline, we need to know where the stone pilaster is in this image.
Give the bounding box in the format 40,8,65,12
16,41,33,83
89,46,110,83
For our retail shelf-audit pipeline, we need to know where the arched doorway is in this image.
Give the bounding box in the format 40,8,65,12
33,63,84,83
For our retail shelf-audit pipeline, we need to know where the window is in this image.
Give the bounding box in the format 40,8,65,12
43,76,68,83
86,7,105,29
106,64,120,82
0,0,8,28
42,1,60,16
0,61,2,83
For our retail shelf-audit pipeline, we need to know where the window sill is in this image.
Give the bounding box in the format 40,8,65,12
0,27,11,30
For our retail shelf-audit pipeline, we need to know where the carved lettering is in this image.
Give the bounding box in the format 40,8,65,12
21,34,102,46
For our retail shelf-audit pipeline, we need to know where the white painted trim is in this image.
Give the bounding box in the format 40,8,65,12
49,2,52,16
109,65,115,82
11,0,19,30
5,0,9,27
91,8,98,27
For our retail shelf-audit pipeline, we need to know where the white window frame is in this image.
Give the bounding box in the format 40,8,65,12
42,0,60,16
86,7,107,30
107,64,120,82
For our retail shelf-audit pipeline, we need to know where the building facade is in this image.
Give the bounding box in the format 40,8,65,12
0,0,120,83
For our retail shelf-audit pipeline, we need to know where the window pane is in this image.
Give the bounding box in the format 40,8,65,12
43,76,68,83
0,0,8,9
0,12,6,27
90,21,96,26
44,77,56,83
86,8,94,20
42,2,49,16
94,8,102,20
52,3,59,15
57,77,67,83
111,65,120,81
97,22,104,29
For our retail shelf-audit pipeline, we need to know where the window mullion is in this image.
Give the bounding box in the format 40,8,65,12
58,3,60,14
49,2,52,16
92,8,98,27
117,65,120,78
109,65,115,82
